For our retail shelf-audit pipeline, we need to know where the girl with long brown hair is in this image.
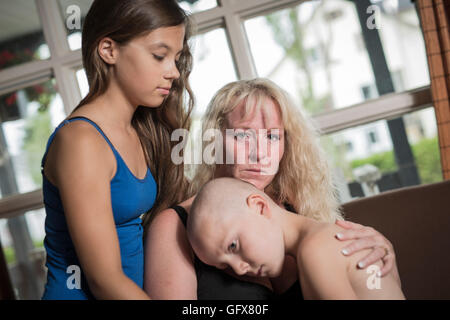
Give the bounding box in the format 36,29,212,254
41,0,193,299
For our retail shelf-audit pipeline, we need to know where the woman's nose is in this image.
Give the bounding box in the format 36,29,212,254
249,134,269,163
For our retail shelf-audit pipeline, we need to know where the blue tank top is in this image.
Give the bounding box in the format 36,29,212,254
41,116,157,300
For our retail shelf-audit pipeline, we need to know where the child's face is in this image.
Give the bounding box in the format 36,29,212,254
113,25,185,108
192,208,285,278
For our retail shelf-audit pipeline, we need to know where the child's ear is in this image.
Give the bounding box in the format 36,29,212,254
97,37,119,65
246,194,271,219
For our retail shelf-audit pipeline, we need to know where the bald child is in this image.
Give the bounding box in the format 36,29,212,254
186,177,405,300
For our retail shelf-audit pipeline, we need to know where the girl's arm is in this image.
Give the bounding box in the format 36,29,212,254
144,208,197,299
50,122,149,299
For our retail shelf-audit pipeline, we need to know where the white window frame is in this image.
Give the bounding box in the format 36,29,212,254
0,0,433,217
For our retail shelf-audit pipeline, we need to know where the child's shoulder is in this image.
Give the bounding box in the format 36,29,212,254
297,222,344,262
300,221,342,246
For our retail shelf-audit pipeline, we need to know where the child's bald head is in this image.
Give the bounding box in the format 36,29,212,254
188,177,269,232
186,177,285,277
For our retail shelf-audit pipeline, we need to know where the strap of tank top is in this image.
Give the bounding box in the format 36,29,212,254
170,205,188,227
41,116,118,171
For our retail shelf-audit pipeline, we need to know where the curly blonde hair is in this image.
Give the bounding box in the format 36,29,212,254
188,78,342,223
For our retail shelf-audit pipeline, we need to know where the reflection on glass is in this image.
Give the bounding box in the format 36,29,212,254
177,0,217,13
244,0,430,116
0,0,50,70
0,79,65,199
0,208,46,300
58,0,94,51
321,107,442,203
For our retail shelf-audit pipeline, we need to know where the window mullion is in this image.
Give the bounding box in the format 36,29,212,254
35,0,70,58
220,1,256,80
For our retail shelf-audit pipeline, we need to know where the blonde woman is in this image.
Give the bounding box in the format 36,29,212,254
143,78,400,299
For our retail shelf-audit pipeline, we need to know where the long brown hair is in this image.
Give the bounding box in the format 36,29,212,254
76,0,195,227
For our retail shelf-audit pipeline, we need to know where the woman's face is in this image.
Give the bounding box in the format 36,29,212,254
113,25,185,108
215,96,285,191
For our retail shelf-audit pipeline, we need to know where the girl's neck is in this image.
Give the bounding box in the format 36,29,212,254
73,78,138,131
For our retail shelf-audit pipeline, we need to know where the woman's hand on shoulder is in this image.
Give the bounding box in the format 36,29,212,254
144,207,197,299
334,220,401,286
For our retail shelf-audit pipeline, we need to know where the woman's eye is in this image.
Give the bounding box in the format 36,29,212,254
235,132,251,140
153,54,164,61
268,134,280,141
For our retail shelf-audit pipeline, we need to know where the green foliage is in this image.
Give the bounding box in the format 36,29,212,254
3,246,16,265
350,137,443,184
22,109,53,186
3,240,44,265
351,150,397,174
411,136,443,184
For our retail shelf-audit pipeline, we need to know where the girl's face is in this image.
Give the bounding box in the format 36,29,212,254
113,25,185,108
216,97,285,191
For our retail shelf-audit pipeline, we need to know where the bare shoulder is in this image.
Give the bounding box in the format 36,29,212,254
297,223,344,259
146,207,185,234
298,223,374,274
44,119,115,184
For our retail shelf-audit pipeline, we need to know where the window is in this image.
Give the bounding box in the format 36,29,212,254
244,0,429,116
321,107,441,202
189,28,237,117
0,0,50,71
368,130,379,144
0,79,64,199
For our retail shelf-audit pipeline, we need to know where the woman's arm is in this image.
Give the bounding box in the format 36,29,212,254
335,220,400,285
144,208,197,299
50,122,149,299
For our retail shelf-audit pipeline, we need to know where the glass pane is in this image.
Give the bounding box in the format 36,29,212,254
322,107,442,203
177,0,217,13
377,0,430,92
76,68,89,99
58,0,94,51
0,0,50,71
59,0,218,50
244,0,430,116
189,28,237,117
0,208,46,300
0,79,65,199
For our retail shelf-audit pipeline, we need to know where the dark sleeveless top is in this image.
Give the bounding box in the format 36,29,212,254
171,205,303,300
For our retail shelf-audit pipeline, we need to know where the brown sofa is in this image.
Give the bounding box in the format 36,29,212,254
341,179,450,300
